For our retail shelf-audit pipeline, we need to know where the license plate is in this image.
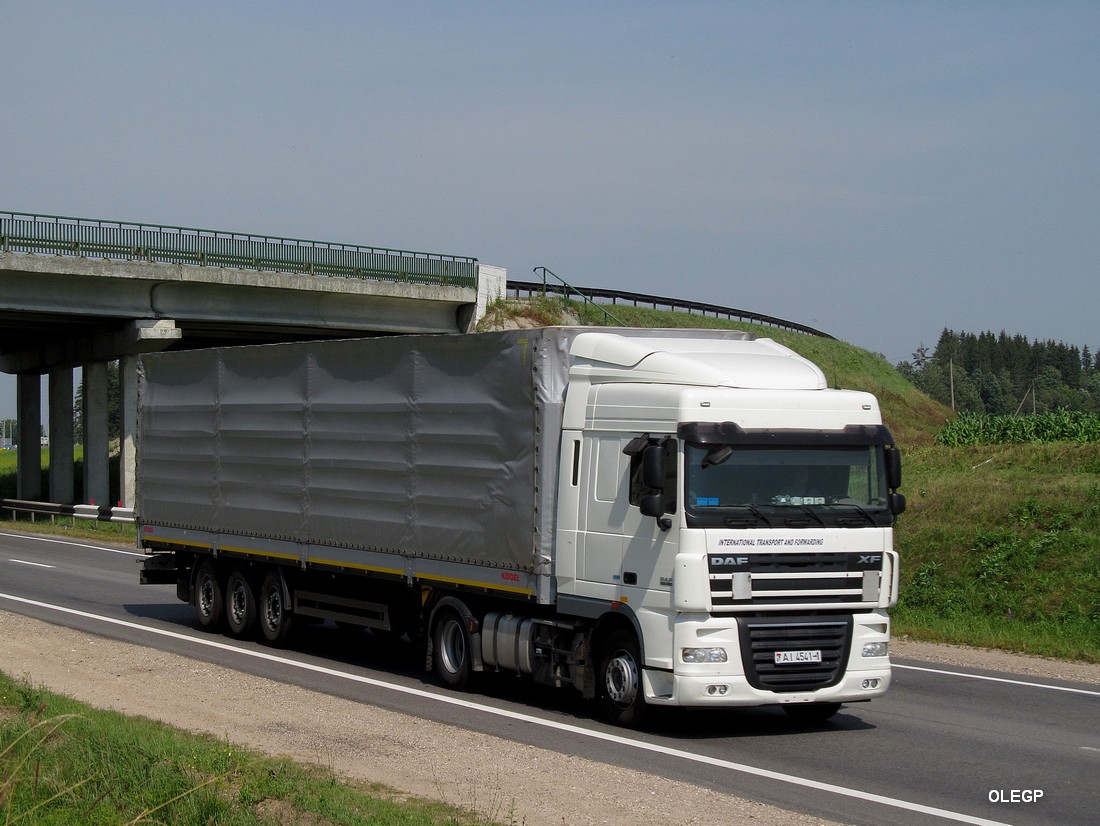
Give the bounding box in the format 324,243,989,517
774,649,822,665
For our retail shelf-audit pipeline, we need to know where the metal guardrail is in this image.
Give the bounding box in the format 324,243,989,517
531,266,627,327
507,279,835,339
0,498,135,524
0,211,479,288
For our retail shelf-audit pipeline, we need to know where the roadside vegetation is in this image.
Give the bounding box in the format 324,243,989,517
0,671,512,825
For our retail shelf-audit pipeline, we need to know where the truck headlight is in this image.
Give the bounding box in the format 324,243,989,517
682,647,728,663
862,642,889,658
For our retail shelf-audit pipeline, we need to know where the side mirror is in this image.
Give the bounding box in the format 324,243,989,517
641,493,672,532
890,492,907,516
640,492,665,518
885,447,902,490
642,445,666,490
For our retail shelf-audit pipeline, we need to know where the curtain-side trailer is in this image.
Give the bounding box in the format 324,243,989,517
138,327,904,726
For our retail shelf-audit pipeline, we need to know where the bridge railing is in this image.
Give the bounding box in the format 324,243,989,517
508,280,834,339
0,211,479,288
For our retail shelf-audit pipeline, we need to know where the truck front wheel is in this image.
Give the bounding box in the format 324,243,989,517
597,629,647,727
258,569,293,646
432,610,472,690
194,560,224,631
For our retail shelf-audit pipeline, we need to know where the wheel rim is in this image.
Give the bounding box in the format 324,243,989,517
604,649,640,707
438,618,466,676
264,585,283,630
229,578,248,626
197,574,215,619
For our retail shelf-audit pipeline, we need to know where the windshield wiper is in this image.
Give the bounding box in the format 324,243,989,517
723,505,772,527
822,502,877,526
795,506,826,527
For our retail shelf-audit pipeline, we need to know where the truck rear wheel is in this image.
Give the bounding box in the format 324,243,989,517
194,559,224,631
432,609,472,690
597,629,647,727
258,569,293,646
225,568,257,638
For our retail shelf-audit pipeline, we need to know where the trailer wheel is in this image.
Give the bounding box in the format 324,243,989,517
432,610,472,690
225,568,257,638
258,569,293,646
597,629,647,727
193,560,224,631
783,702,842,724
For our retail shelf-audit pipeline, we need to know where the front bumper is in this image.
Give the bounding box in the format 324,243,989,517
643,609,892,708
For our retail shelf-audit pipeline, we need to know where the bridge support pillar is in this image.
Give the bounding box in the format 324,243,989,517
120,355,138,509
16,374,42,499
473,264,507,330
48,367,75,505
82,361,110,508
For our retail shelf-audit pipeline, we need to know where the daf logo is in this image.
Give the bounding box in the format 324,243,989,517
712,556,749,566
858,554,882,564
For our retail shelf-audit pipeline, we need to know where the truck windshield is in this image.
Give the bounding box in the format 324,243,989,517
684,443,891,528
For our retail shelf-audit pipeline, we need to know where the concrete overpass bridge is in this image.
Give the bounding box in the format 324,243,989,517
0,211,504,510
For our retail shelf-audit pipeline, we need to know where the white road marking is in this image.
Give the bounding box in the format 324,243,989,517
0,591,1010,826
0,531,143,557
7,559,55,568
895,663,1100,697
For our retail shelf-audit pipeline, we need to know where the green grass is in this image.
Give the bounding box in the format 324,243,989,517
892,442,1100,661
0,672,510,825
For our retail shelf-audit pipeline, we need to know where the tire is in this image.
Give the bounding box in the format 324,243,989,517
432,609,473,690
597,629,647,727
783,702,842,724
258,569,293,646
225,568,257,638
193,559,224,631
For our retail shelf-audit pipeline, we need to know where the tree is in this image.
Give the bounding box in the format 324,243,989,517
973,368,1010,415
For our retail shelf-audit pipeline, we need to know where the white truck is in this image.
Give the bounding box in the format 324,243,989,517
138,327,904,726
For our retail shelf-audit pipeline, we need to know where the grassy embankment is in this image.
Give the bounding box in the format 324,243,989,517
0,671,510,825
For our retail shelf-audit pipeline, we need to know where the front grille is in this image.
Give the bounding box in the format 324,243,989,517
708,552,882,608
738,615,851,692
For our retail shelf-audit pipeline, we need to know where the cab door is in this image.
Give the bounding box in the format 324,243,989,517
576,434,628,600
620,437,678,609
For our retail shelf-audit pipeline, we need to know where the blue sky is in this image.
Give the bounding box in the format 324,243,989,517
2,1,1098,418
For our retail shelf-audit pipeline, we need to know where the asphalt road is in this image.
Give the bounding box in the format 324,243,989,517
1,530,1097,826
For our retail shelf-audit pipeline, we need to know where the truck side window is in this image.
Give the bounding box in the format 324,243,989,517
628,438,677,513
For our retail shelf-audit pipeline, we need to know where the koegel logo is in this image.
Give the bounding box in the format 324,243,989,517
501,572,521,583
